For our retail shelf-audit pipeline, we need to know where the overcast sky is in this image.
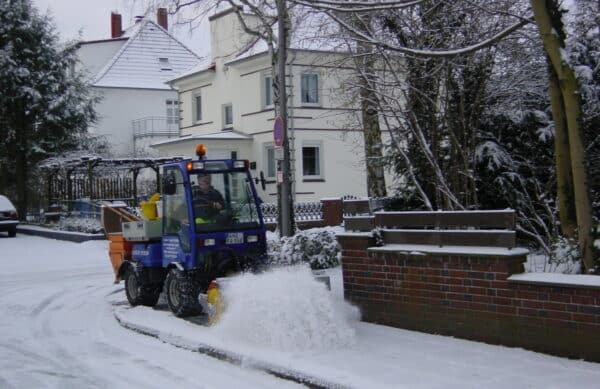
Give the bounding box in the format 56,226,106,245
31,0,210,57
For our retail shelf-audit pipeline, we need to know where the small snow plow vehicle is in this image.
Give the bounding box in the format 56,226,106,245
105,144,267,324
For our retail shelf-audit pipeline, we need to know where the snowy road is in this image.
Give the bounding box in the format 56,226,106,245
3,234,600,389
0,235,304,389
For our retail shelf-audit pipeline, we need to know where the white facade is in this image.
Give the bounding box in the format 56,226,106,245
153,9,388,201
89,87,180,156
76,14,200,157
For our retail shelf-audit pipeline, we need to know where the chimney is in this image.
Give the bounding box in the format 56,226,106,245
111,12,122,38
157,8,168,31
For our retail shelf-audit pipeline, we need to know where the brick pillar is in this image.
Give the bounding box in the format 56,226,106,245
321,198,343,226
337,233,376,304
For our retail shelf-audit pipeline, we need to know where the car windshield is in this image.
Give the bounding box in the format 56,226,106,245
190,171,261,232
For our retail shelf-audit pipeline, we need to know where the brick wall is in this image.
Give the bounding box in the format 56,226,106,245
338,234,600,362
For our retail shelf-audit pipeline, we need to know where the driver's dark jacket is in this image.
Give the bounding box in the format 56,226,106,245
192,186,225,220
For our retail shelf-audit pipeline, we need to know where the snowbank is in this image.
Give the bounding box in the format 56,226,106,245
212,265,360,351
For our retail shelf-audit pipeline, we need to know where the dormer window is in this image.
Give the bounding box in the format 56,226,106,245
158,57,172,71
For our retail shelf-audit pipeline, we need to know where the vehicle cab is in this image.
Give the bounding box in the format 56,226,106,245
160,144,267,277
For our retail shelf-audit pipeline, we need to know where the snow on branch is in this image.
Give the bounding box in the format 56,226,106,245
291,0,424,13
325,10,532,58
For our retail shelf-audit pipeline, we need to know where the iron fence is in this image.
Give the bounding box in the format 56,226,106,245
261,203,278,223
295,201,322,221
260,201,323,224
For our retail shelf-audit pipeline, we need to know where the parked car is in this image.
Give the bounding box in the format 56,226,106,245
0,195,18,237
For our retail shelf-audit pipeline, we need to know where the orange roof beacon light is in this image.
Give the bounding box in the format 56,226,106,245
196,144,207,160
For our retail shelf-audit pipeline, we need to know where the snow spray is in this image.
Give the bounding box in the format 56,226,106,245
212,265,360,352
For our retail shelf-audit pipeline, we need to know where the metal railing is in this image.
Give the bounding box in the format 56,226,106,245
132,116,179,138
295,201,322,221
260,201,322,224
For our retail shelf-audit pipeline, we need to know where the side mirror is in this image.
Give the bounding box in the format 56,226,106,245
260,171,266,191
162,173,177,195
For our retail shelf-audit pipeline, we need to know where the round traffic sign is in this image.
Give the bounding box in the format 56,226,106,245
273,116,284,147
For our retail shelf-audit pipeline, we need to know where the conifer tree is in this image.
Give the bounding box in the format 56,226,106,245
0,0,97,217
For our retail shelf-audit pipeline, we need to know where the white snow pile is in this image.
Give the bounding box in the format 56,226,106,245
57,216,103,233
212,265,360,352
267,226,344,269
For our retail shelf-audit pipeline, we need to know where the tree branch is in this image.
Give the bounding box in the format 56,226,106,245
326,9,532,58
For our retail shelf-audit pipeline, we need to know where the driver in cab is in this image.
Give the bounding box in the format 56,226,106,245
192,173,225,222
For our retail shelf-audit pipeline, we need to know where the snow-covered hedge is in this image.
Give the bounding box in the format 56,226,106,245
267,227,343,270
55,216,103,234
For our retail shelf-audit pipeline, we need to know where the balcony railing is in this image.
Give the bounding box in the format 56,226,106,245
132,116,179,139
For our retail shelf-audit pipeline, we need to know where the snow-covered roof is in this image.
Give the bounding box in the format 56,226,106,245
92,19,202,90
167,58,214,84
151,130,253,148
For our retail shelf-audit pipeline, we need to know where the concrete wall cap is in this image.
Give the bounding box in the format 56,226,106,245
367,244,529,257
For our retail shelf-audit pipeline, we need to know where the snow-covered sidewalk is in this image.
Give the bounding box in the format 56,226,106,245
113,268,600,389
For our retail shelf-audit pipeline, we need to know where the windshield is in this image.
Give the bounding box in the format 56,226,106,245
190,171,261,232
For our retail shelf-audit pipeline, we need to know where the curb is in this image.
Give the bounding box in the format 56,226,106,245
113,310,351,389
17,225,106,243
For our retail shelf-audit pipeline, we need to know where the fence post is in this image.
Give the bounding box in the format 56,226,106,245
321,198,343,226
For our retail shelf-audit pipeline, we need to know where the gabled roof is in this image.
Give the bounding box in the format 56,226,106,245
92,19,202,90
166,57,214,84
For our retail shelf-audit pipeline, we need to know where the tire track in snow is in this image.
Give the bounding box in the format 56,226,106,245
2,235,307,389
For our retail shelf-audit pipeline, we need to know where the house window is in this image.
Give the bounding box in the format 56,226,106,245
158,57,172,71
264,74,274,107
301,73,319,104
264,144,276,178
223,103,233,128
193,93,202,123
166,99,179,125
302,142,322,177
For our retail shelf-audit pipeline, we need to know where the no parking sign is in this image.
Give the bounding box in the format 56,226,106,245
273,116,284,147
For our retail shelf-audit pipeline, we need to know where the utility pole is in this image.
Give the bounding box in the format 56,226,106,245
276,0,294,237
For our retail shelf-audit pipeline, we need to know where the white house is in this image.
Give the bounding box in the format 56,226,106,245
76,9,201,156
152,8,390,201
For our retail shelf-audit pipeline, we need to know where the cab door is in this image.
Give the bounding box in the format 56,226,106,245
162,167,193,267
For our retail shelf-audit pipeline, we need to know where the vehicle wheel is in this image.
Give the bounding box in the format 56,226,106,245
164,268,201,317
8,228,16,238
124,267,161,307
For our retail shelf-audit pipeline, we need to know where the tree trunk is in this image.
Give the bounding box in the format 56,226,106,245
360,87,387,198
547,61,577,239
531,0,596,271
14,126,28,220
353,14,387,198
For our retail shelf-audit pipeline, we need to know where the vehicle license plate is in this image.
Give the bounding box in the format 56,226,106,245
226,232,244,244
